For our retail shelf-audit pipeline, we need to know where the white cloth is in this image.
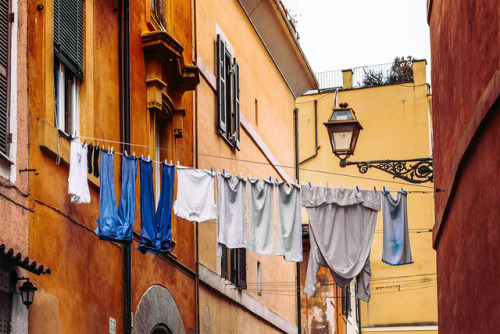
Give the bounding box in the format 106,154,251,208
275,182,302,262
301,186,381,302
173,166,216,222
247,178,274,255
217,173,247,249
68,140,91,204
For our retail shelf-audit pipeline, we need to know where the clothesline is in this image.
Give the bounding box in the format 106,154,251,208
78,136,434,192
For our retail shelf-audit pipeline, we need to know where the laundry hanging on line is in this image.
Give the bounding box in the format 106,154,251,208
68,140,91,204
217,173,247,249
301,185,381,302
247,177,275,255
382,190,413,266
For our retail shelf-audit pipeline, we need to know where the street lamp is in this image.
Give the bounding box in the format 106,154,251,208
324,105,433,184
16,277,37,308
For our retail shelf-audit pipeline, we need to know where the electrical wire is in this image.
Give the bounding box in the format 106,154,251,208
78,135,434,190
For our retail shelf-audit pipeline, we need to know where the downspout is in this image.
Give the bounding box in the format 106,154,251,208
298,99,320,165
122,0,132,333
294,107,301,333
193,0,200,332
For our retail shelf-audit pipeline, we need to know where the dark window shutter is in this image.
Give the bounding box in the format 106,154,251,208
232,58,240,150
216,35,227,133
237,248,246,289
0,0,10,156
221,244,228,280
54,0,83,76
0,289,12,333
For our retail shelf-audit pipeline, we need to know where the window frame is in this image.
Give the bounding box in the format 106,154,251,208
216,34,241,151
220,244,246,289
54,59,80,138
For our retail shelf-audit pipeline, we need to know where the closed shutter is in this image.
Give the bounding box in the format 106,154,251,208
216,35,227,133
54,0,84,76
232,58,240,150
221,244,228,280
0,0,10,155
236,248,246,289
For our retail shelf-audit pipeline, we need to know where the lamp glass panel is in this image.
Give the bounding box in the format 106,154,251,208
329,124,355,151
330,109,354,121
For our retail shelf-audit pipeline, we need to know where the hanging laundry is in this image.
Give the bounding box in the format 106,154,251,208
382,191,413,266
173,166,216,222
275,182,302,262
247,178,275,255
217,173,247,249
87,144,93,174
68,140,91,204
301,186,381,302
95,151,138,243
93,145,100,178
137,160,175,254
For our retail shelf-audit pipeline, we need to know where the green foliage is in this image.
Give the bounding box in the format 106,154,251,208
361,56,414,87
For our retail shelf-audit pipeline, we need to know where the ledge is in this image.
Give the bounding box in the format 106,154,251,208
199,264,296,333
37,119,100,188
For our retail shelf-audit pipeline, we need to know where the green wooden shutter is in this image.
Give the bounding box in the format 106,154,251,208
232,58,240,150
0,0,10,155
54,0,84,76
217,35,227,133
221,244,228,280
237,248,246,289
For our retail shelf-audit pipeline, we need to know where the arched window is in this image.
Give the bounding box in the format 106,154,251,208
151,323,172,334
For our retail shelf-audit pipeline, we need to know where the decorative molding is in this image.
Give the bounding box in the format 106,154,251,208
196,55,217,92
199,264,297,333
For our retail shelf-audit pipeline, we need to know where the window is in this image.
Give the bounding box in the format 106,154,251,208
150,0,166,30
220,245,246,289
0,0,12,157
0,269,12,333
216,35,240,150
53,0,83,137
341,284,351,317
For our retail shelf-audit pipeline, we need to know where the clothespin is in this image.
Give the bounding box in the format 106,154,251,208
148,155,150,160
170,160,172,165
340,184,343,190
326,182,329,188
401,187,408,194
108,146,110,151
223,169,225,176
125,150,128,157
82,139,86,148
356,185,360,193
276,178,279,183
373,186,377,192
96,142,99,148
308,182,312,189
240,172,243,177
383,186,386,193
269,177,272,182
133,152,136,157
211,167,213,174
177,161,180,167
295,179,298,184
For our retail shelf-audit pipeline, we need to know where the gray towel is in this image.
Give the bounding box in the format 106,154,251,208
276,182,303,262
248,178,275,255
382,191,413,266
216,173,247,249
302,186,381,302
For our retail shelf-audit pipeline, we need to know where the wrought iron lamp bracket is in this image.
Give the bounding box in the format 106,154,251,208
340,157,434,184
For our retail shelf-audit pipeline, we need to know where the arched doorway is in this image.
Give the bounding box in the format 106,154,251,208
133,285,185,334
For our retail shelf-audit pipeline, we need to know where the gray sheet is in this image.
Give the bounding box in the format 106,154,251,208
276,182,303,262
301,186,381,302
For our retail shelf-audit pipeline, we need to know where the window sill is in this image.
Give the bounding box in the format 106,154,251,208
38,119,100,188
0,151,14,165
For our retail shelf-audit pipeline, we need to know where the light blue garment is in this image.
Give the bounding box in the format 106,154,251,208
137,159,174,254
382,191,413,266
95,151,138,243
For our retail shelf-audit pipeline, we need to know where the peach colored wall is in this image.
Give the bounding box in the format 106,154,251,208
196,0,299,327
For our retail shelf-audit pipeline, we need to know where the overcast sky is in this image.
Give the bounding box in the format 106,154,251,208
281,0,431,76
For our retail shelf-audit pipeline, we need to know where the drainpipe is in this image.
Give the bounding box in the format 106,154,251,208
122,0,132,333
294,107,301,333
298,99,320,165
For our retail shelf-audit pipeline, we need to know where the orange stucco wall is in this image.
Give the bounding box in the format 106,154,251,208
26,0,197,332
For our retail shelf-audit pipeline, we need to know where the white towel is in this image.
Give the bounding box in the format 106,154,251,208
248,178,274,255
68,140,91,204
217,173,247,249
276,181,302,262
173,166,216,222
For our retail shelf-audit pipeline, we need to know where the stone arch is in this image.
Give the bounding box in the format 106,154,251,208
133,285,185,334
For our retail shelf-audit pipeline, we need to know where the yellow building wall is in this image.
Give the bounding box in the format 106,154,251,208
297,61,437,333
196,0,300,329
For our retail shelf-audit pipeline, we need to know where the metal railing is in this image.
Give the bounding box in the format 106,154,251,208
307,62,413,94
